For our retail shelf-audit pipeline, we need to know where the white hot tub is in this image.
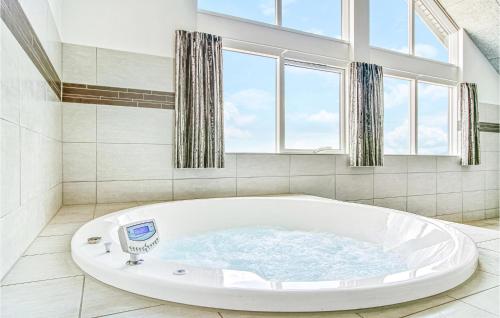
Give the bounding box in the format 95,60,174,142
71,196,478,312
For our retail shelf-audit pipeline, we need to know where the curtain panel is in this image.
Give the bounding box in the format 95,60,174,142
349,62,384,167
460,82,480,166
175,30,225,168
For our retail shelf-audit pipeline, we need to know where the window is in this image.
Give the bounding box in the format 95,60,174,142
370,0,409,54
284,62,342,151
223,50,277,153
417,82,449,155
199,0,342,39
384,76,411,154
414,11,449,63
370,0,450,63
383,75,452,155
282,0,342,39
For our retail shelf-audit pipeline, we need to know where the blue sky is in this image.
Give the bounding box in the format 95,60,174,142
206,1,449,154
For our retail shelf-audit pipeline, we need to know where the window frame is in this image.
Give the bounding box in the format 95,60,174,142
279,59,346,154
383,70,456,156
198,0,349,41
370,0,454,64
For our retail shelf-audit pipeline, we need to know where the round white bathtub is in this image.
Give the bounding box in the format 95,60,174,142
71,196,478,312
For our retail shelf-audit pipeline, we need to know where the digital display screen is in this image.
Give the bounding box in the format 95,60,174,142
133,226,150,235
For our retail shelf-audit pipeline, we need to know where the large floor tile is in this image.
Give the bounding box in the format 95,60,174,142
51,204,95,223
449,223,500,243
24,234,72,255
1,253,82,285
357,294,455,318
405,300,497,317
80,276,162,318
40,222,84,236
0,276,83,318
461,287,500,316
478,249,499,275
478,239,500,252
446,270,500,299
101,303,221,318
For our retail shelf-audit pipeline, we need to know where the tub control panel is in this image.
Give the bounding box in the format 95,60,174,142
118,219,159,265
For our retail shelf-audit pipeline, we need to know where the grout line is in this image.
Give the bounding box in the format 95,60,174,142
78,275,86,318
1,274,84,287
456,298,500,316
398,297,459,317
92,304,163,318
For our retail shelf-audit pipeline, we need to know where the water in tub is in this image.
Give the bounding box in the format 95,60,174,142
152,227,408,282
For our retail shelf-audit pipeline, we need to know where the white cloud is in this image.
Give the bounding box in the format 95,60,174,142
226,89,274,110
305,110,339,124
225,126,252,139
418,125,448,154
259,0,276,16
415,43,438,60
418,83,448,101
384,82,410,109
384,119,410,154
224,102,256,126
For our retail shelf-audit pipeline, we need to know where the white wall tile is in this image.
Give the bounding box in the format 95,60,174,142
63,143,96,182
485,190,499,209
336,174,373,200
290,155,335,176
486,208,499,219
97,180,172,203
1,22,21,124
173,178,236,200
373,173,407,198
463,210,486,222
437,156,462,172
463,191,485,212
374,156,407,174
237,177,289,196
19,57,46,134
373,197,407,211
63,103,96,142
173,154,236,179
437,192,462,215
290,175,335,199
97,106,172,144
407,195,436,217
462,171,485,192
408,156,436,173
62,43,97,84
437,172,462,193
482,152,499,171
407,173,437,196
63,182,96,205
1,119,20,217
485,171,499,190
236,154,289,177
97,144,172,181
335,155,374,174
436,212,462,223
480,132,499,151
20,128,42,203
43,87,62,141
96,48,173,91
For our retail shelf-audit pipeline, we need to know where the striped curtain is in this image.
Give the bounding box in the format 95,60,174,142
349,62,384,167
460,83,480,165
175,30,225,168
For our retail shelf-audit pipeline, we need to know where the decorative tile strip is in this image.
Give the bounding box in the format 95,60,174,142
479,122,500,133
62,83,175,109
1,0,62,99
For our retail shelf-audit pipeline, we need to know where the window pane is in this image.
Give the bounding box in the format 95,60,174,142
370,0,409,53
418,82,449,155
198,0,276,24
284,64,340,150
223,50,276,153
415,12,449,63
384,76,411,154
282,0,342,39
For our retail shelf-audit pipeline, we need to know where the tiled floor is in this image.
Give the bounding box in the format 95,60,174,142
1,203,499,318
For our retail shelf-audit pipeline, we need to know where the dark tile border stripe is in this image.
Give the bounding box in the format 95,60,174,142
1,0,62,99
479,122,500,133
62,83,175,110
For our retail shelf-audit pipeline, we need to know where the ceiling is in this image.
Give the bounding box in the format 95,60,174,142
438,0,500,73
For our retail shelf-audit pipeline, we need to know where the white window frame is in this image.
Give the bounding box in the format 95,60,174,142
222,45,347,155
370,0,457,65
198,0,349,41
383,70,457,156
279,59,345,154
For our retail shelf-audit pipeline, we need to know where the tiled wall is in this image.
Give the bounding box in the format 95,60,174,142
1,0,62,279
61,44,500,223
